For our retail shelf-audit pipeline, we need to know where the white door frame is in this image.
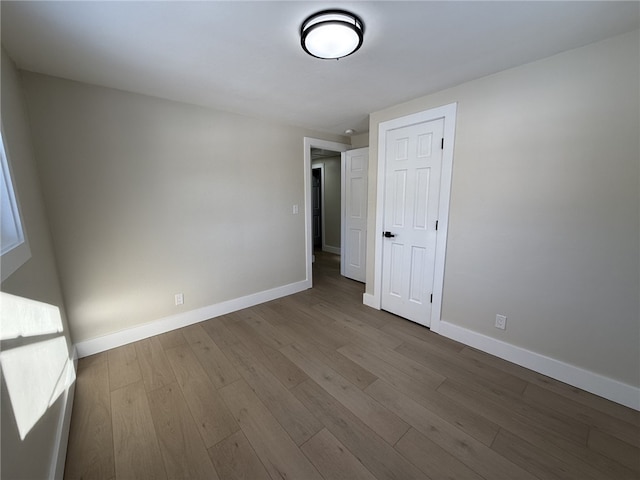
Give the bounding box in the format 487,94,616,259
369,103,457,334
304,137,350,287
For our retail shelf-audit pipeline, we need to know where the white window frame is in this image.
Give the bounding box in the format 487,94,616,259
1,126,31,281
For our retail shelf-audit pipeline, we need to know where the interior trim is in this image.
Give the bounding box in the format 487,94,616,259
51,346,77,479
75,280,308,358
438,321,640,411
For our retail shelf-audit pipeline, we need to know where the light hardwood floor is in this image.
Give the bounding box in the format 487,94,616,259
65,251,640,480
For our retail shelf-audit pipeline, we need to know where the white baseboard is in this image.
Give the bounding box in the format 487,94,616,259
323,245,341,255
363,293,379,309
438,321,640,411
51,346,77,479
75,280,310,358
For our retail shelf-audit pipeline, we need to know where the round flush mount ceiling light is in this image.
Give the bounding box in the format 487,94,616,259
300,10,365,60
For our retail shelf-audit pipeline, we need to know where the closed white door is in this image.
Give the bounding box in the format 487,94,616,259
342,148,369,282
381,119,444,326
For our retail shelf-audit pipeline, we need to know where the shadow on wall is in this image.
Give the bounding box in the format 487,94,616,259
0,292,75,441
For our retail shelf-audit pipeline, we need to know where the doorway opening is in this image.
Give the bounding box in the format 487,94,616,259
303,138,350,288
311,148,343,256
311,166,323,250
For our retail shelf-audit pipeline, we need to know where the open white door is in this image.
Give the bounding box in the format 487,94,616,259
341,147,369,282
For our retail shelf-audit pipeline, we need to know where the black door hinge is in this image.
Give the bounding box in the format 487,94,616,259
430,294,433,303
441,138,444,150
435,220,439,231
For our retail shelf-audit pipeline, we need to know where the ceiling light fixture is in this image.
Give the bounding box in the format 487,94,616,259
300,10,364,60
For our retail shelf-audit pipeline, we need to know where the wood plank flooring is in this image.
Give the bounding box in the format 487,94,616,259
64,251,640,480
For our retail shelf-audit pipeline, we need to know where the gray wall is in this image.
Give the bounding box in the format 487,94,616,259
350,132,369,149
323,156,341,251
1,49,73,480
313,155,342,252
366,30,640,387
20,72,346,344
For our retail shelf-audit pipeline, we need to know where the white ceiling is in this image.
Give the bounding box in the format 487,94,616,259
2,1,638,136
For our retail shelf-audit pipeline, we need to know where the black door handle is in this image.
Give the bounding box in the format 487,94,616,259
383,231,396,238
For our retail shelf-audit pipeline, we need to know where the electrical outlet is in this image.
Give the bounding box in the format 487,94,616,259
175,293,184,306
495,314,507,330
293,204,299,214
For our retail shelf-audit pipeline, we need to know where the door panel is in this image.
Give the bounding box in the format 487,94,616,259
414,168,430,229
391,170,407,227
389,242,405,298
342,148,369,283
347,230,362,268
349,177,364,217
409,246,427,303
381,119,444,326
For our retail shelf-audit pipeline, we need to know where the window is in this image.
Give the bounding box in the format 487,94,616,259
1,128,30,281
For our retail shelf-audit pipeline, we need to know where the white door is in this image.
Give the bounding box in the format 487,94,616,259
381,119,444,326
342,148,368,282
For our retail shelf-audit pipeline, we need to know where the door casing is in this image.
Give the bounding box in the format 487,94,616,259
369,103,457,334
